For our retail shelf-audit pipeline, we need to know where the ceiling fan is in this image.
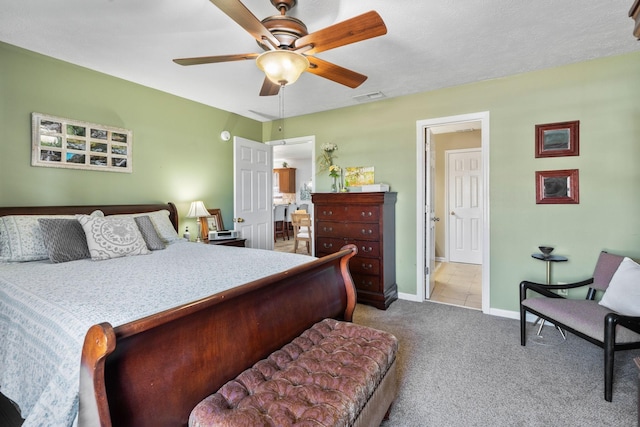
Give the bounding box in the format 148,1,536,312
173,0,387,96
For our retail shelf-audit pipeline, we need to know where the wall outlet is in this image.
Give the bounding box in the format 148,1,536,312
557,282,568,296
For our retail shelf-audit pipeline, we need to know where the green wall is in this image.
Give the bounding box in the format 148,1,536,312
268,52,640,312
0,41,262,233
2,40,639,313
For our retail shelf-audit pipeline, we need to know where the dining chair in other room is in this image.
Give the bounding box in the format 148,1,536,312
273,205,288,242
291,212,312,254
298,203,309,212
520,251,640,401
286,203,297,233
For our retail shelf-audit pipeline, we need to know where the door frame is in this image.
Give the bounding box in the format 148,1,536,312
266,135,316,253
415,112,490,313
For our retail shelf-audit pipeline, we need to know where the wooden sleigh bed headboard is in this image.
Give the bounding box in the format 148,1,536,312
0,202,179,232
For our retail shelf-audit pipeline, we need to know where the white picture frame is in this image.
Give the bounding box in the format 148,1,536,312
31,112,133,173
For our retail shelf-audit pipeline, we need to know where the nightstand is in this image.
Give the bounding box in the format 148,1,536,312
207,238,246,248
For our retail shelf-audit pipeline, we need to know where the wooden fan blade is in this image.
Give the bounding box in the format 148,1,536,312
294,11,387,55
259,77,281,96
306,56,367,88
173,53,259,66
210,0,280,48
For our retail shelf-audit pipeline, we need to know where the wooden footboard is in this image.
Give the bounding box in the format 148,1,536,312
79,245,358,427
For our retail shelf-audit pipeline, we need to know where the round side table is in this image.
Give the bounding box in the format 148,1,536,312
531,253,568,338
531,253,568,284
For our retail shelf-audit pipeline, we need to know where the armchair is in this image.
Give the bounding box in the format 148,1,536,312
520,251,640,401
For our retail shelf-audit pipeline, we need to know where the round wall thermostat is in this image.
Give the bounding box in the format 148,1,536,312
220,131,231,141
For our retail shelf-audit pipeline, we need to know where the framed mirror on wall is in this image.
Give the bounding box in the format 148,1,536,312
535,169,579,204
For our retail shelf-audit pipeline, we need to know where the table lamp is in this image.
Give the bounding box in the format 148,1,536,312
187,200,209,242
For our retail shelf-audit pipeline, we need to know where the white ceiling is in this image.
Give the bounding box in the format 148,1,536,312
1,1,638,122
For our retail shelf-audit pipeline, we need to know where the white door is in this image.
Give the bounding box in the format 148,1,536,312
447,149,482,264
425,129,437,298
233,137,273,249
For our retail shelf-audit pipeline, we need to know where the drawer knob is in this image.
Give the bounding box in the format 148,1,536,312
360,211,373,217
358,280,373,288
323,210,333,216
323,227,333,232
362,263,373,270
361,246,373,252
361,229,373,235
323,243,333,249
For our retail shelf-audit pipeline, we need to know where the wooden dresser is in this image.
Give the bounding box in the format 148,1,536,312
312,192,397,309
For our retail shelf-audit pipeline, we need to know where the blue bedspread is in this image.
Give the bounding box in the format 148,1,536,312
0,241,312,426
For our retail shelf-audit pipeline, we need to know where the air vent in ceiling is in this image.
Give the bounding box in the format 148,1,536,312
353,91,385,102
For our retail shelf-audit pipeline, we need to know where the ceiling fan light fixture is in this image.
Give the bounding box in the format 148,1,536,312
256,50,309,86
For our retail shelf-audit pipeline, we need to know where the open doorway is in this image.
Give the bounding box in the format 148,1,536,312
433,139,482,309
416,112,490,313
267,136,315,255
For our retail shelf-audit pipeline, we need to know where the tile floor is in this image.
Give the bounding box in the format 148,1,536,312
430,261,482,310
273,233,312,255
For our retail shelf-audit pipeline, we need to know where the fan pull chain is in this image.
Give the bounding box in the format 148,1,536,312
279,83,286,142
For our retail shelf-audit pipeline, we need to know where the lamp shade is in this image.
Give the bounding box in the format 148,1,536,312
187,201,209,218
256,50,309,86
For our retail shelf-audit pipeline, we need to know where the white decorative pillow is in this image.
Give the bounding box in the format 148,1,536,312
144,210,180,243
598,257,640,316
0,214,74,262
110,210,180,243
0,210,104,263
77,215,149,260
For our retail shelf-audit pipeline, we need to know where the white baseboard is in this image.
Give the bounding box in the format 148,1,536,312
398,292,421,302
486,307,519,320
397,294,546,324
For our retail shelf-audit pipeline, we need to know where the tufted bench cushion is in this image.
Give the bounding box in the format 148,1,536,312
189,318,398,427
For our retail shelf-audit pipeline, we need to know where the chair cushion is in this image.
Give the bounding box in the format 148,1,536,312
523,297,640,343
598,257,640,316
592,252,625,291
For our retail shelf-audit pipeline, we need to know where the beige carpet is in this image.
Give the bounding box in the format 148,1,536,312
354,300,639,426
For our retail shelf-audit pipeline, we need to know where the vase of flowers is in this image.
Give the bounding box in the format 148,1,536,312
329,165,341,192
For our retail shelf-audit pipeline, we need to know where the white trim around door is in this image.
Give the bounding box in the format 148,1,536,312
415,112,491,313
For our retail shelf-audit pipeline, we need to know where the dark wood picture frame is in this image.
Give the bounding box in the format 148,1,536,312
535,120,579,158
201,208,224,240
535,169,579,204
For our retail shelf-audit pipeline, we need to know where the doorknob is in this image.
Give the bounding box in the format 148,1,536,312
450,211,455,216
431,217,440,222
234,218,245,223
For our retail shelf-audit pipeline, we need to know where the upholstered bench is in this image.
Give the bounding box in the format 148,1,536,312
189,318,398,427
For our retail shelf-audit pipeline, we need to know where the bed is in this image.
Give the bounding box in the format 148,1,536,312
0,202,359,426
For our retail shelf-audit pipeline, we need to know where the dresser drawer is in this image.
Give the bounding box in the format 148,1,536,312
349,257,380,276
316,221,380,240
352,274,382,293
316,237,380,257
315,205,380,222
350,240,380,257
316,237,344,253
